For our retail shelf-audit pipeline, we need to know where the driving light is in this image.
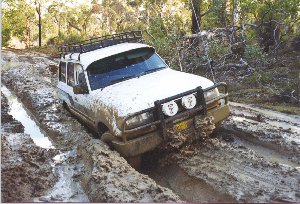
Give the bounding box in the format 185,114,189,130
162,101,178,116
182,94,197,109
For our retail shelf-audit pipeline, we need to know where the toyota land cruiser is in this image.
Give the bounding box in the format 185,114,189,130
57,31,230,161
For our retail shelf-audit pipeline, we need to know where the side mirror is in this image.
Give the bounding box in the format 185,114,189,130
73,84,88,94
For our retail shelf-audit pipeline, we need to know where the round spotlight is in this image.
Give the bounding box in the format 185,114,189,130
162,101,178,116
182,94,197,109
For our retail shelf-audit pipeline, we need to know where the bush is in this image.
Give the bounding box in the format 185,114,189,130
2,27,11,47
208,39,230,59
245,44,267,67
247,71,272,87
47,33,85,45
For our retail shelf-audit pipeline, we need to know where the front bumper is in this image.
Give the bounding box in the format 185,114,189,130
112,104,230,157
112,131,162,157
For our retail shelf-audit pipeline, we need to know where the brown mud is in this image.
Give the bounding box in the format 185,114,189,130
1,49,299,202
1,92,57,202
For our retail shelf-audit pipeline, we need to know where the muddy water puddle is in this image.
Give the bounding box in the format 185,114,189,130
1,86,53,148
1,85,89,202
34,150,89,202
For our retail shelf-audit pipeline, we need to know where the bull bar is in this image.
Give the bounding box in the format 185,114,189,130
121,82,228,142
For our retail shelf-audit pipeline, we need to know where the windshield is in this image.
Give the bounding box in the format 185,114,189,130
87,47,167,90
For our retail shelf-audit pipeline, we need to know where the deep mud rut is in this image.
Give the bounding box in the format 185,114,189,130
1,90,57,202
1,49,300,202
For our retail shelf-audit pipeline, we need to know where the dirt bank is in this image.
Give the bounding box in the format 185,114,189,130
1,93,57,202
1,50,180,202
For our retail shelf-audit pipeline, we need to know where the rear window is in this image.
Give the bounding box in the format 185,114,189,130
59,62,66,82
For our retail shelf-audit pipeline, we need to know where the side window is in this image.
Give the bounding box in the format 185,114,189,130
59,62,66,82
67,62,75,86
74,64,82,85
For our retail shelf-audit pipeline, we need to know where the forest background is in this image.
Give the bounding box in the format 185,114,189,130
2,0,300,113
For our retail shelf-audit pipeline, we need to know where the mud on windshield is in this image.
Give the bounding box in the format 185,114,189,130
86,47,167,90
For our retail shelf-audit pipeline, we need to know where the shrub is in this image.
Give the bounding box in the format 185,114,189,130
247,71,272,87
245,44,267,67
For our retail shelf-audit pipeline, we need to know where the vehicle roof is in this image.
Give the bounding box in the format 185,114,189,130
61,42,152,69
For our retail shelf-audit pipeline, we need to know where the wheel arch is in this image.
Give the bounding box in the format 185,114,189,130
97,122,109,136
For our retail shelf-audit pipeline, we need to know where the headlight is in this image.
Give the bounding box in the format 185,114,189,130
182,94,197,109
125,112,154,129
204,88,219,102
162,101,178,116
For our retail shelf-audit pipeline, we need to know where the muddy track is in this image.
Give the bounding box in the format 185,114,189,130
1,92,57,202
1,50,180,202
2,50,300,202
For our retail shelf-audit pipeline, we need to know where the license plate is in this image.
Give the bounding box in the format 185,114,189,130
174,119,193,131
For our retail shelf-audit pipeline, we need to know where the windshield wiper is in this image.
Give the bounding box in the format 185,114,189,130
139,67,166,77
107,75,137,86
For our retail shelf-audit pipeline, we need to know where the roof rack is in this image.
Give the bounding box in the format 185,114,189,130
58,30,144,59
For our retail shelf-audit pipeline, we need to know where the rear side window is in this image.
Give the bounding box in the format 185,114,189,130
59,62,66,82
67,62,75,86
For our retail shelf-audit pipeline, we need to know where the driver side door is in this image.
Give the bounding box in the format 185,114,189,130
67,63,95,128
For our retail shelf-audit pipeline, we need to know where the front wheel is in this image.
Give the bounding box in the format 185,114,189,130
100,131,116,147
126,155,142,170
100,131,142,169
213,122,222,132
62,101,70,111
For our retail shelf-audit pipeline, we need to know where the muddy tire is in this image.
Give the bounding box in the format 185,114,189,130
62,101,69,111
214,122,222,132
100,131,116,146
126,155,142,170
101,131,142,169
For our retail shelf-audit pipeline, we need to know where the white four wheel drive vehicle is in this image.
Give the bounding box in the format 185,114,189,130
57,31,230,162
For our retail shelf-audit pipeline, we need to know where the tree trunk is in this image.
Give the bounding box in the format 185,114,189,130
58,21,61,36
68,21,82,32
216,0,227,27
35,2,42,47
38,12,41,47
231,0,239,43
232,0,239,26
191,0,201,34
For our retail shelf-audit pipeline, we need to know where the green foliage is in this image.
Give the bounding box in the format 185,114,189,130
2,17,12,46
247,71,272,87
208,39,230,59
2,28,11,47
3,0,36,47
2,0,300,58
245,44,267,66
60,33,85,44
